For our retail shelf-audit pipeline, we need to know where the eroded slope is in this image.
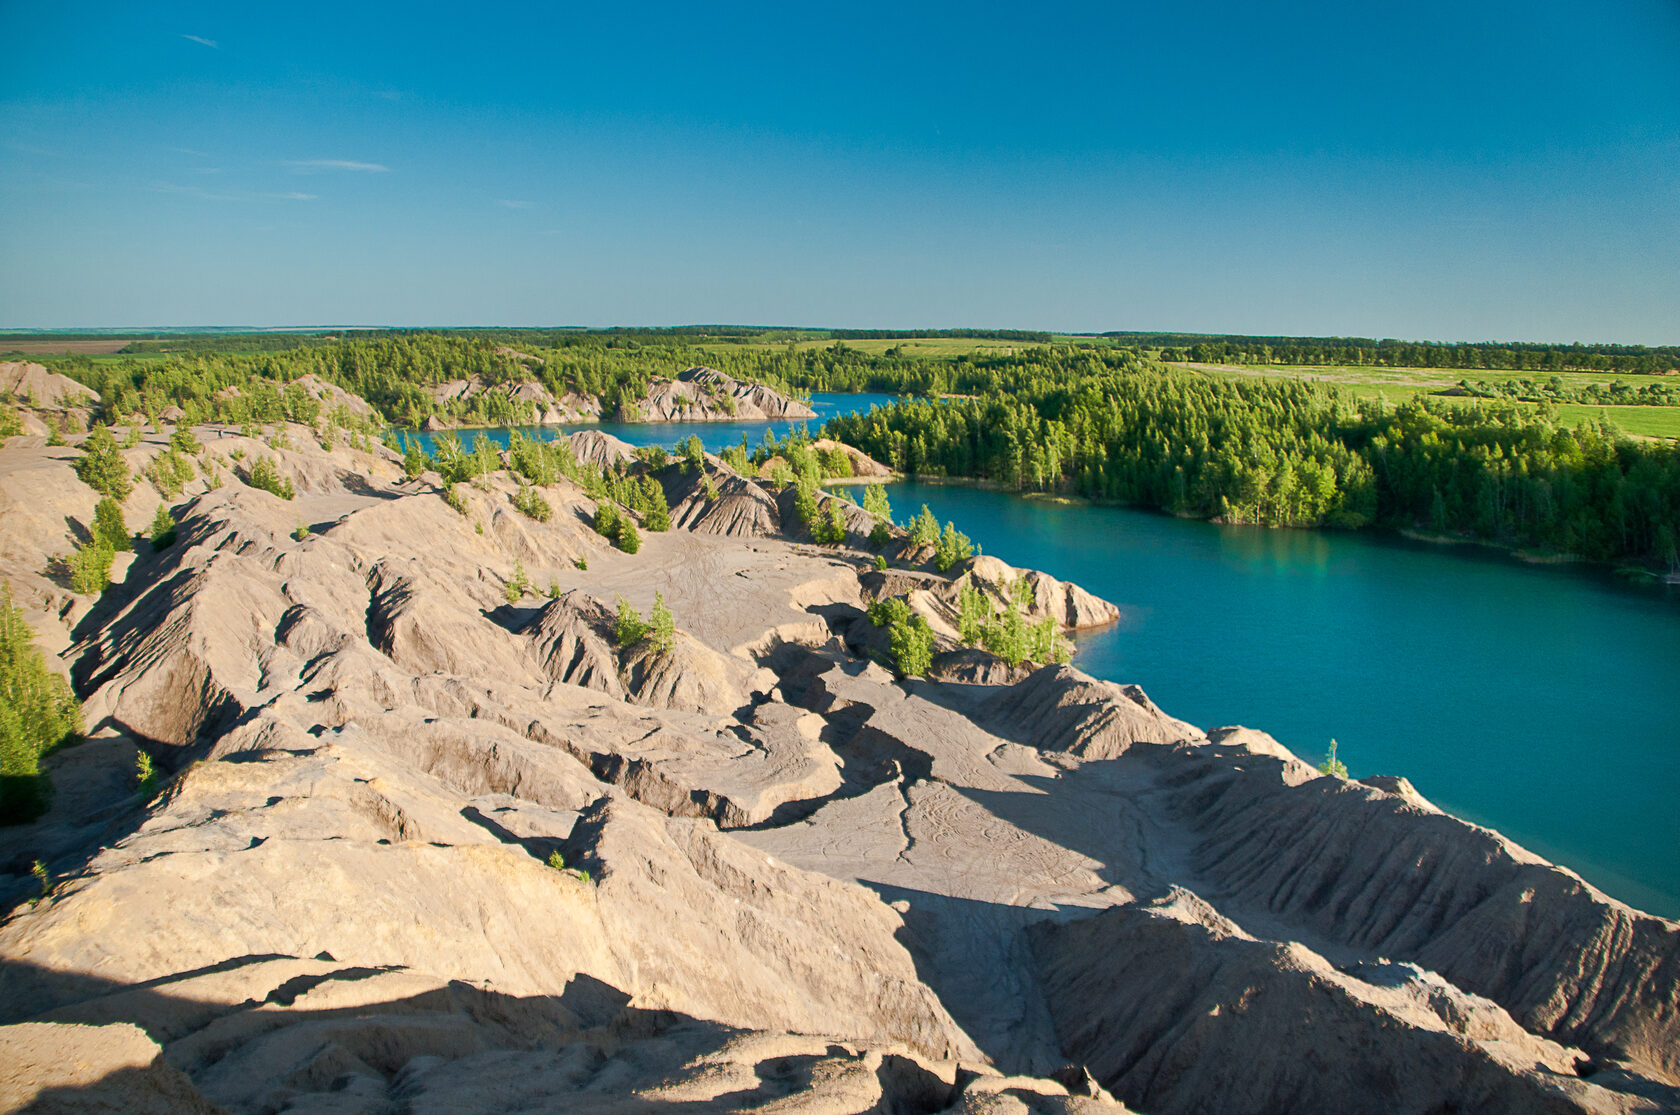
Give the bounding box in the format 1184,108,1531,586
0,418,1674,1115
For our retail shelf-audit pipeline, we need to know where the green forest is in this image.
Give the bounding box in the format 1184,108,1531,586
826,361,1680,567
1142,334,1680,375
43,334,806,429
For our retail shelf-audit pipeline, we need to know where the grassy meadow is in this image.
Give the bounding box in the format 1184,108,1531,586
1186,362,1680,439
709,337,1680,441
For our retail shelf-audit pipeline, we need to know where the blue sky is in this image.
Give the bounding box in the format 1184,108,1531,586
2,0,1676,342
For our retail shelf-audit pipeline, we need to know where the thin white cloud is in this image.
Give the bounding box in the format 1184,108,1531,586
182,34,219,48
284,159,390,173
152,182,234,202
497,199,533,209
7,169,94,190
152,182,315,203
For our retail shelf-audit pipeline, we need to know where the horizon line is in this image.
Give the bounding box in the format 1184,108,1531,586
0,324,1676,350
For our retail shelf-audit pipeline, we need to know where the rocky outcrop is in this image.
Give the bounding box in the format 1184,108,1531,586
0,441,108,619
364,554,542,683
620,634,749,713
812,437,893,478
927,646,1037,686
978,665,1197,758
630,366,816,422
523,589,752,714
955,555,1120,629
290,373,379,422
525,590,628,699
1030,892,1625,1115
670,472,783,537
1140,736,1680,1082
418,367,806,428
492,345,543,365
767,484,880,546
566,797,976,1054
565,428,636,470
0,1021,219,1113
426,376,602,425
0,361,98,412
858,550,1120,634
0,996,1131,1114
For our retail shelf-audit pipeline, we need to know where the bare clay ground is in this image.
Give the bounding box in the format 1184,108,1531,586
0,419,1674,1114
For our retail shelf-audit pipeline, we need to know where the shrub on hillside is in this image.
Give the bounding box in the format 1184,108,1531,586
143,449,196,497
615,597,649,647
907,505,939,547
244,456,294,500
0,586,82,823
149,504,177,550
67,541,115,595
504,559,532,603
594,500,622,540
650,591,675,655
512,484,552,521
74,426,132,501
933,521,974,572
92,498,132,552
888,613,934,677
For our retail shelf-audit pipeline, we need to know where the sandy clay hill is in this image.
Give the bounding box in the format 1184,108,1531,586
0,363,99,437
0,403,1676,1114
631,367,817,423
419,365,813,430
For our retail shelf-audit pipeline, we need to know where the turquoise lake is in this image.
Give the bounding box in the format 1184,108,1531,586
406,392,900,456
409,399,1679,918
884,480,1680,919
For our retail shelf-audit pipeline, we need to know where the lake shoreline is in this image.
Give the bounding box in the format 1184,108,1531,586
403,405,1679,588
880,471,1678,584
878,477,1680,919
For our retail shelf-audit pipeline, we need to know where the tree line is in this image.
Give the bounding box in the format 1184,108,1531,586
1150,336,1679,375
826,328,1053,342
1449,377,1680,407
825,367,1680,567
48,335,809,430
17,324,1678,376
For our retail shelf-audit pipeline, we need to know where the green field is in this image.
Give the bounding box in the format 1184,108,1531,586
1188,360,1672,392
1188,362,1680,440
1550,404,1680,439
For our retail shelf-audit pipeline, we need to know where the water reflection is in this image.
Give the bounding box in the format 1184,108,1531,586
1215,521,1334,576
